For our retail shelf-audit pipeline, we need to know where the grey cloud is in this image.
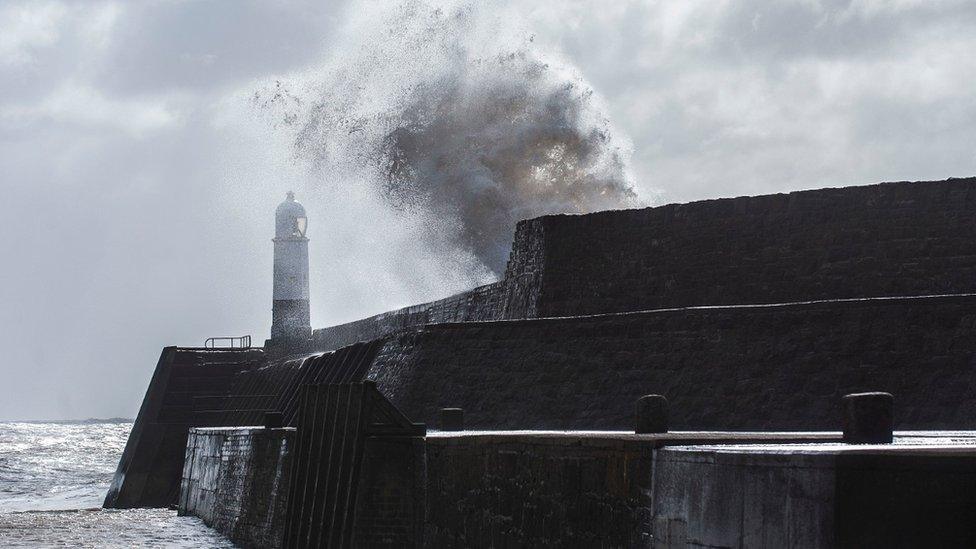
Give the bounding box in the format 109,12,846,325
95,1,349,95
525,0,976,201
708,0,976,64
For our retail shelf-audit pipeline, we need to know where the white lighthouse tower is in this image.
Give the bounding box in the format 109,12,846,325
271,191,311,341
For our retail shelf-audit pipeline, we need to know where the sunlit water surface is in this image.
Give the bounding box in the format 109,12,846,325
0,422,232,547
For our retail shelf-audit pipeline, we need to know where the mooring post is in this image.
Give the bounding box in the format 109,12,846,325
842,392,893,444
440,408,464,431
264,411,284,429
636,394,669,434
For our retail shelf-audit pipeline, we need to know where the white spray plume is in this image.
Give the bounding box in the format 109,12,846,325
253,0,640,276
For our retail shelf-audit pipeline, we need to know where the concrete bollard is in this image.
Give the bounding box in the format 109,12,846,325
635,395,669,434
842,392,893,444
440,408,464,431
264,411,284,429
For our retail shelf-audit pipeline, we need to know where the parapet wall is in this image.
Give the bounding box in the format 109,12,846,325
311,215,550,352
312,283,505,352
312,177,976,351
367,294,976,431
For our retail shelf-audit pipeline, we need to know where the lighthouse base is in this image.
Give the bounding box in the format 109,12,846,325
271,298,310,341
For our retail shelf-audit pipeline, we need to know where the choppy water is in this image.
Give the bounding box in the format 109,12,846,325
0,422,233,548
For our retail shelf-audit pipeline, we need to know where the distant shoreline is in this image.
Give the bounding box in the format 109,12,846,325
0,418,133,424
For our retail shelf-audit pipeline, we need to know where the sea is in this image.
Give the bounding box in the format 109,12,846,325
0,421,234,548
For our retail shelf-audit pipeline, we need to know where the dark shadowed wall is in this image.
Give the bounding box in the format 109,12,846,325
533,177,976,316
424,434,654,548
179,427,294,549
367,294,976,431
313,178,976,351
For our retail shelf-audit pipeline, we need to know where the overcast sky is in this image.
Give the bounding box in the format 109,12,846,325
2,0,974,420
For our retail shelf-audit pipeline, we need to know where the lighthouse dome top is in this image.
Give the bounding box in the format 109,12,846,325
275,191,307,238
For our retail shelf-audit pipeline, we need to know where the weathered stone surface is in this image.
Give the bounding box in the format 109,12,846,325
178,427,294,549
283,382,427,548
535,178,976,317
424,434,656,547
654,448,836,548
176,426,976,548
312,283,507,352
369,294,976,431
106,341,384,510
353,437,427,547
103,347,266,509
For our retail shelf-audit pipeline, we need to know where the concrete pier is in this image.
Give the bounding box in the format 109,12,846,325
178,427,844,548
117,178,976,547
178,427,976,547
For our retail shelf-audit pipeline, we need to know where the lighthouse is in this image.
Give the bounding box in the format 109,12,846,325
271,191,311,341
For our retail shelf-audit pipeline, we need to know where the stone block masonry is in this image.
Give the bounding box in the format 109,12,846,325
177,426,842,547
313,177,976,352
107,340,385,510
352,436,427,547
312,283,505,353
422,432,838,548
103,347,266,509
179,427,294,549
533,177,976,316
116,292,976,513
424,432,657,547
367,294,976,431
179,425,426,548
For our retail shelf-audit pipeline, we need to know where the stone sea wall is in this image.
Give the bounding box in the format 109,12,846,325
175,426,976,548
311,283,505,353
367,294,976,431
352,436,427,546
178,427,294,549
312,177,976,352
424,433,655,547
107,341,386,510
173,427,845,548
535,177,976,316
104,347,267,509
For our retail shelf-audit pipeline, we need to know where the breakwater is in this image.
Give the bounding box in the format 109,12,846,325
109,177,976,546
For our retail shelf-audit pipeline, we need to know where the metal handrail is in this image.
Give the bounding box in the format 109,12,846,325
204,335,252,349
